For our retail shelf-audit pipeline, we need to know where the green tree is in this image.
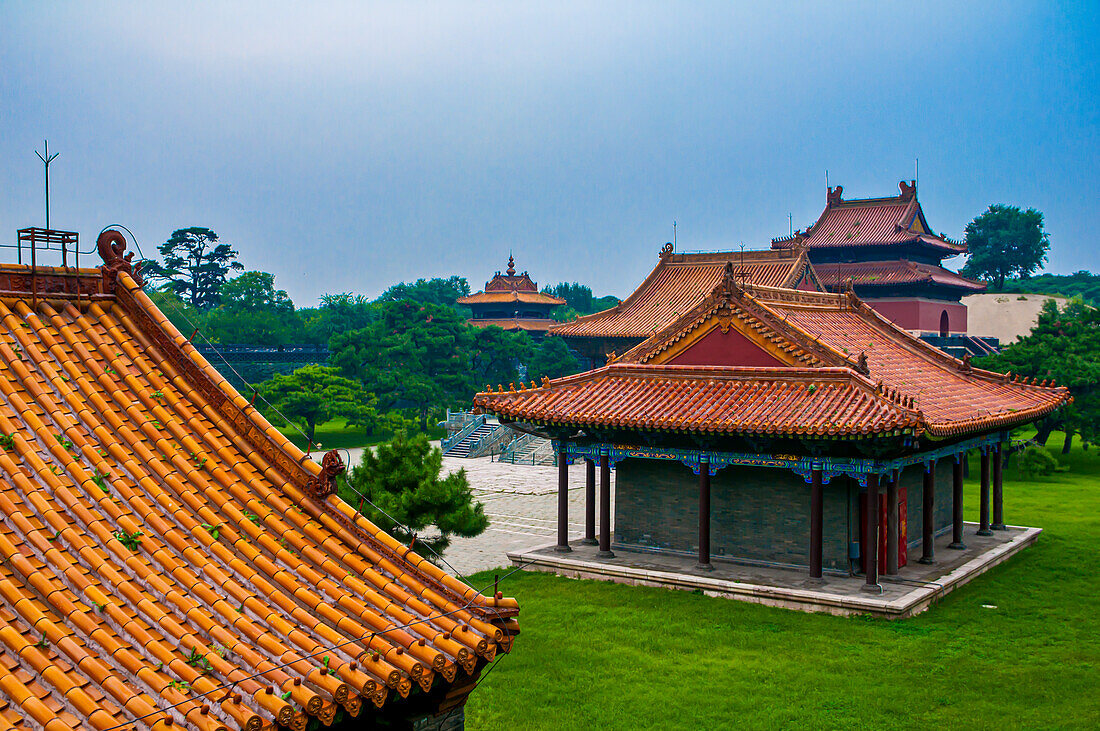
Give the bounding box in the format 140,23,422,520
961,205,1050,290
203,271,301,345
542,282,593,313
256,365,380,443
470,327,533,389
147,286,207,337
977,297,1098,448
528,336,581,382
300,293,378,345
143,227,244,309
330,301,473,430
338,430,487,555
377,277,471,308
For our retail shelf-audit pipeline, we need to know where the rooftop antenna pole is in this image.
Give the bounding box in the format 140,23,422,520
34,140,60,229
673,220,677,249
915,157,919,189
825,169,829,193
788,212,793,236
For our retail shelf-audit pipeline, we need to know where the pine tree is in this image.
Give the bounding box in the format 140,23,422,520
339,431,488,555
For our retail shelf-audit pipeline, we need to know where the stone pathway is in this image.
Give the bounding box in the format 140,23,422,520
325,449,613,579
439,455,614,578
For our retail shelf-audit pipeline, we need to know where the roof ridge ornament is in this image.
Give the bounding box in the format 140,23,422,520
659,242,674,260
827,185,843,206
306,450,346,499
506,254,516,277
899,179,916,199
97,229,144,287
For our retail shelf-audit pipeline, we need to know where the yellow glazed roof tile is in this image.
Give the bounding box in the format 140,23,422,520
0,237,517,730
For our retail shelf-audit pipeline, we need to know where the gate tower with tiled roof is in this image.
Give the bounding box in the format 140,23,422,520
772,180,986,340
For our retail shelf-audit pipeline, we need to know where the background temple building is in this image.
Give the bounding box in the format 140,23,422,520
550,247,820,367
477,265,1066,614
772,181,989,350
457,255,565,337
0,227,516,730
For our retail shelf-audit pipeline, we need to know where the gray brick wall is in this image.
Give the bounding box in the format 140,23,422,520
615,455,958,571
615,459,850,570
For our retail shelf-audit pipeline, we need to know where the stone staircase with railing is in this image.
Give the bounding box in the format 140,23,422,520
497,432,555,465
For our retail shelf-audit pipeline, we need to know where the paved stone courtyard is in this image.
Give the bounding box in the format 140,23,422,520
339,449,614,578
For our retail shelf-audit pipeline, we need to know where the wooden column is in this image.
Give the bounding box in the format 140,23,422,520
582,458,597,545
862,474,880,591
992,443,1006,530
885,474,899,575
978,449,993,536
697,462,713,570
919,463,936,564
808,468,824,581
554,444,571,552
598,453,614,558
949,456,966,550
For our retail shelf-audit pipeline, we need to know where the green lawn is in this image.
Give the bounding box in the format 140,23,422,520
277,418,445,451
464,434,1100,729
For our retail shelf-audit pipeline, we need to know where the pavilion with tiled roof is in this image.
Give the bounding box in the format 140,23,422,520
476,264,1067,593
550,245,821,367
0,228,517,730
457,255,564,338
773,180,985,340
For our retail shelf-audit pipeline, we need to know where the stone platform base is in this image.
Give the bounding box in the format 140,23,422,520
507,522,1041,619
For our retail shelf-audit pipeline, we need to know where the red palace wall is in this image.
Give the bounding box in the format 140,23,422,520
668,327,786,367
862,298,968,336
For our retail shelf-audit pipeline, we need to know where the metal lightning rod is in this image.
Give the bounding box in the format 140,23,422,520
34,140,60,229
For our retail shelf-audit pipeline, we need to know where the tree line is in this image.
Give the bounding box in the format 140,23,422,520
142,227,603,439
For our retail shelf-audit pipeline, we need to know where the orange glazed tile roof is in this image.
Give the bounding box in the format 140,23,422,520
0,239,517,730
772,181,966,255
474,365,922,437
549,248,819,340
479,270,1068,439
466,318,556,333
456,291,565,306
815,260,985,292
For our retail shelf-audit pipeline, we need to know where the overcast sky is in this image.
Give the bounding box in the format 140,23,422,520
2,2,1096,305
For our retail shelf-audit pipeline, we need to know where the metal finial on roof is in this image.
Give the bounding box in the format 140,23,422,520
507,253,515,276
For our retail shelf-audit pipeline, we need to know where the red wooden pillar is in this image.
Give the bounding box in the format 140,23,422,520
582,458,597,545
554,444,571,553
862,474,881,591
949,456,966,550
978,449,993,536
598,452,614,558
697,461,713,570
919,463,936,564
809,468,824,581
886,475,900,575
992,443,1006,530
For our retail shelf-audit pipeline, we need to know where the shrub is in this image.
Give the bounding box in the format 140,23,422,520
1018,445,1060,478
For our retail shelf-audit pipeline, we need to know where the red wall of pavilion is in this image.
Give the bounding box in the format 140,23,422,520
668,327,787,367
862,298,968,336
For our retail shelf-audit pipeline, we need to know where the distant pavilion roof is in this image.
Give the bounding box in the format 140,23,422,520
816,259,986,293
480,266,1067,439
0,233,517,730
772,181,966,256
456,254,566,307
466,318,558,333
549,247,819,341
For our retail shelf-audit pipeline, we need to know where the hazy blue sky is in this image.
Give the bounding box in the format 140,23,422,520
2,2,1096,305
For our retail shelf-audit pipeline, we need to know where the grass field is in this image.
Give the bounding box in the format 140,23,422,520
277,418,445,450
464,434,1100,729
